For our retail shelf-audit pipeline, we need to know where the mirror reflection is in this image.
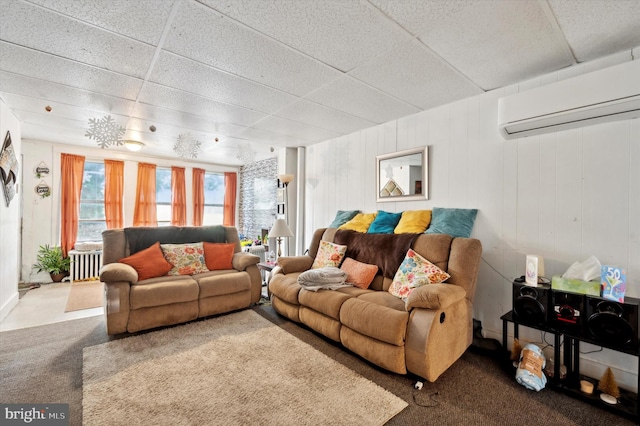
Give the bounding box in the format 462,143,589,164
376,147,428,202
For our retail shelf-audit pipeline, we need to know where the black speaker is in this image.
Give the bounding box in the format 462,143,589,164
512,279,552,325
584,296,640,351
551,291,585,332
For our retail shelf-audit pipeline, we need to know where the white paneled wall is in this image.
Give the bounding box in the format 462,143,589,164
304,59,640,391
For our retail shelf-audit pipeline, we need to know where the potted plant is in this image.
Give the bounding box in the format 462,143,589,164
33,244,71,282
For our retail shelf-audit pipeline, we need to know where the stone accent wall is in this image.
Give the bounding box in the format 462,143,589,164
238,157,277,240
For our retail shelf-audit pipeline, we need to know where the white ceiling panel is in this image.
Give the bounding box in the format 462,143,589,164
548,0,640,62
0,72,136,117
138,83,267,127
0,0,155,78
307,76,420,124
1,0,639,165
349,39,483,110
162,0,341,96
275,99,376,135
0,43,143,100
25,0,176,45
149,52,298,114
371,0,574,90
201,0,410,72
251,116,342,144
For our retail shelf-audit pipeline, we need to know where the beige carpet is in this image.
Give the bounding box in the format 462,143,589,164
64,281,103,312
83,310,407,425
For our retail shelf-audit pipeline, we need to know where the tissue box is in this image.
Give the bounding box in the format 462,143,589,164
551,276,601,296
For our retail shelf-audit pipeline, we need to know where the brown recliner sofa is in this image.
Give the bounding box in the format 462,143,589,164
100,225,262,334
269,228,482,382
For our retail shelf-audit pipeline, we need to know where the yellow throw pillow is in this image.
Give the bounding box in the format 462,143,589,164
338,213,377,233
394,210,432,234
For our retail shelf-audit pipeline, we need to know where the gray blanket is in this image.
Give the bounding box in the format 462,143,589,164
297,267,350,291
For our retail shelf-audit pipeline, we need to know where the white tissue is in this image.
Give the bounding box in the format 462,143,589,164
562,256,601,282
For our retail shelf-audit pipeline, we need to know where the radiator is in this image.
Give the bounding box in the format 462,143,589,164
245,245,266,262
69,250,103,282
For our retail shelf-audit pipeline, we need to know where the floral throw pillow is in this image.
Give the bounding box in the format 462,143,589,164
388,249,450,300
311,240,347,269
160,242,209,276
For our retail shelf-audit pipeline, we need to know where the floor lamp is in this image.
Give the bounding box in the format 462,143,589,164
278,174,294,222
268,218,293,258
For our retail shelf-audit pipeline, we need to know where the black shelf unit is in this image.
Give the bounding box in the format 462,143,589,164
501,310,639,422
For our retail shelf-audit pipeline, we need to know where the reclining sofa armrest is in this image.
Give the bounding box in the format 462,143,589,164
100,262,138,284
405,283,466,311
232,252,260,271
276,255,314,274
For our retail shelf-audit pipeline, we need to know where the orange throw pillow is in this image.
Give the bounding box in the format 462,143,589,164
118,241,172,281
340,257,379,289
203,242,235,270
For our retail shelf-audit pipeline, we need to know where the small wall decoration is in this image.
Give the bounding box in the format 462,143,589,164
35,161,50,178
0,131,19,207
35,180,51,198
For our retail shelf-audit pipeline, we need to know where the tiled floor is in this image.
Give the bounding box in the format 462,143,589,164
0,281,103,332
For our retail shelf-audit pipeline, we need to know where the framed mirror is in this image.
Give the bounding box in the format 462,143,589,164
376,146,428,202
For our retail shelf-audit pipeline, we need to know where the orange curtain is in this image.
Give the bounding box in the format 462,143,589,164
192,168,205,226
133,162,157,227
60,153,85,257
171,166,186,226
104,160,124,229
223,172,237,226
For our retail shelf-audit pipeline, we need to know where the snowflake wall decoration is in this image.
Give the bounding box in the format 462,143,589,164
174,133,202,159
236,142,256,165
85,115,125,149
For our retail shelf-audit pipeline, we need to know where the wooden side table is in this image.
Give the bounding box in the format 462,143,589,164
257,261,276,298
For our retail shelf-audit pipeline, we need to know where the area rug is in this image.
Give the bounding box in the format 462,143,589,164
83,310,407,425
64,281,103,312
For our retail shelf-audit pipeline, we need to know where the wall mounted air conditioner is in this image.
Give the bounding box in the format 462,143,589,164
498,60,640,140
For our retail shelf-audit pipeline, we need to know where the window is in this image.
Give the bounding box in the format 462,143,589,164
78,161,105,241
203,172,224,225
156,167,171,226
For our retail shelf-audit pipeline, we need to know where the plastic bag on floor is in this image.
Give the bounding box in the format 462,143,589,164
515,343,547,391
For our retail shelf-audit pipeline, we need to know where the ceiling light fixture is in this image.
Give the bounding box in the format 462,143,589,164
125,140,145,152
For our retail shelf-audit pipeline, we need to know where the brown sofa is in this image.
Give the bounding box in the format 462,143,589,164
100,225,262,334
269,228,482,382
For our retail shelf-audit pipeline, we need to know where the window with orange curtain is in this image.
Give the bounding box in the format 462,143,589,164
60,153,86,257
171,166,186,226
192,168,205,226
133,162,157,227
223,172,237,226
104,159,124,229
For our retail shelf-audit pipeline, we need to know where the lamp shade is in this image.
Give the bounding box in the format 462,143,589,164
268,219,294,238
278,174,294,185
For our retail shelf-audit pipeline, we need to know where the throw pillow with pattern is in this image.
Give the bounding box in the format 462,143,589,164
388,249,450,300
161,242,209,276
311,240,347,269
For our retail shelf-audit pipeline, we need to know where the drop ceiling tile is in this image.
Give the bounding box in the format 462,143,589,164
149,52,299,113
275,99,376,135
237,127,308,147
371,0,573,90
26,0,176,45
131,103,249,138
0,43,143,100
252,116,341,143
0,71,136,116
138,83,267,126
306,76,419,124
349,39,483,110
548,0,640,62
201,0,409,72
0,1,154,78
162,0,341,96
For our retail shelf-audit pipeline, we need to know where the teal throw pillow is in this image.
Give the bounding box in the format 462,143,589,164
367,210,402,234
329,210,360,228
426,208,478,238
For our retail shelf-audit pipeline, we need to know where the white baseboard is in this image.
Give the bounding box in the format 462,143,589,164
0,291,19,323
